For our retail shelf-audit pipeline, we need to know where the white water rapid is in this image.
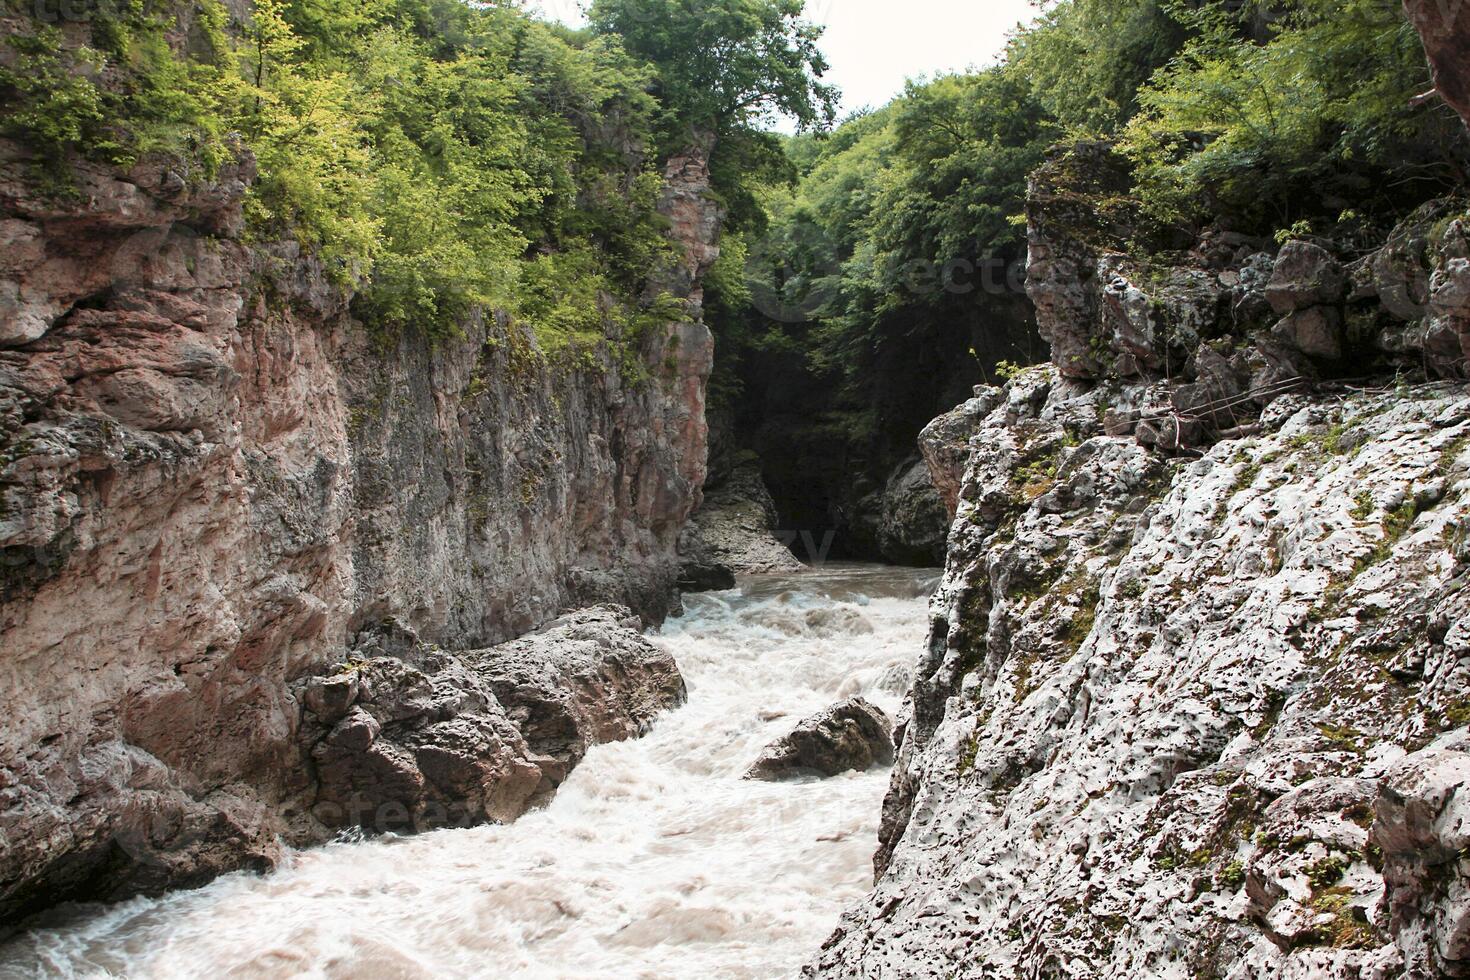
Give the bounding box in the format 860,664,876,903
2,564,938,980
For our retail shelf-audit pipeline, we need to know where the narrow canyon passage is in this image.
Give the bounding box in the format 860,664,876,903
2,566,937,980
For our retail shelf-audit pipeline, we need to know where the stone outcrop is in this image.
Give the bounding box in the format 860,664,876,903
1026,142,1470,436
677,455,803,591
301,606,685,836
809,128,1470,978
1353,199,1470,381
920,391,1003,517
858,458,950,568
811,368,1470,979
748,697,894,782
0,129,719,925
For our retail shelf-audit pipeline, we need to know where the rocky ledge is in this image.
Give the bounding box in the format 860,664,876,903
808,125,1470,976
813,368,1470,978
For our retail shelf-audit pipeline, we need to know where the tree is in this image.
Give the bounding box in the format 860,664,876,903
586,0,839,142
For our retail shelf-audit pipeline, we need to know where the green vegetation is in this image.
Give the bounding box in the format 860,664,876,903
2,0,1462,399
702,0,1462,527
1309,887,1378,949
1123,0,1462,229
0,0,832,351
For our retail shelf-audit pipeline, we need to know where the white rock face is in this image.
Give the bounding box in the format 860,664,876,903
810,369,1470,978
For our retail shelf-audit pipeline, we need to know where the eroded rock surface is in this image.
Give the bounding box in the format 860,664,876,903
678,456,803,591
1027,142,1470,409
749,697,894,781
0,133,718,924
811,372,1470,978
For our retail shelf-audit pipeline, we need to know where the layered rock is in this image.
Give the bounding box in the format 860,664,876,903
812,368,1470,978
0,132,718,924
301,606,685,836
677,455,803,591
748,697,894,782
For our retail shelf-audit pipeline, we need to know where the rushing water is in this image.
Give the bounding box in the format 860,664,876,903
3,564,938,980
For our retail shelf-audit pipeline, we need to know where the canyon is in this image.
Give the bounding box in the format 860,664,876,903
3,1,1470,978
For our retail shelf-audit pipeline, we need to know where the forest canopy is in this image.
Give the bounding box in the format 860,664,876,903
1,0,1461,355
0,0,834,346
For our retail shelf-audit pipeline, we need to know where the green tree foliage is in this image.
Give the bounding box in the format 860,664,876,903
1009,0,1190,134
586,0,839,233
0,0,684,348
586,0,838,138
0,0,240,179
737,68,1051,393
1121,0,1465,229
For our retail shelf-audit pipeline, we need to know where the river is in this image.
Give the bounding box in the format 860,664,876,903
1,565,938,980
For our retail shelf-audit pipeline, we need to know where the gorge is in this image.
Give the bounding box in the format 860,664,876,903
4,0,1470,978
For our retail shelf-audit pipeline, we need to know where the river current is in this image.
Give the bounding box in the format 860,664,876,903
3,564,938,980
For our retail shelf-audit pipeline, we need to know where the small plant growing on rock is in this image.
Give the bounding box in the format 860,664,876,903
1307,856,1347,890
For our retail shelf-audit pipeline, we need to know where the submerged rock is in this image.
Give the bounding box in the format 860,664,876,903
748,698,894,781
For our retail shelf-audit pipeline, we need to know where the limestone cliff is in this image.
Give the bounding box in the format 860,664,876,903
0,133,717,924
810,143,1470,977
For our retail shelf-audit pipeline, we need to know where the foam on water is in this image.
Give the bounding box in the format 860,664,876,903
2,564,938,980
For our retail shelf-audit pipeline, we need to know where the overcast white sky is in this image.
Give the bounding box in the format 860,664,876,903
531,0,1041,127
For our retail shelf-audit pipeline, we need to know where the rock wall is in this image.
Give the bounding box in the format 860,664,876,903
810,143,1470,977
813,368,1470,978
1405,0,1470,132
0,135,718,924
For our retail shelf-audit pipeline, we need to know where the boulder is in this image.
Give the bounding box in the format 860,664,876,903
747,698,894,781
1271,305,1344,360
677,457,802,590
1265,241,1348,314
300,606,685,834
469,606,688,777
1371,744,1470,977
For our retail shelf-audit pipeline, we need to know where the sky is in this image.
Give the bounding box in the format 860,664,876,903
530,0,1041,127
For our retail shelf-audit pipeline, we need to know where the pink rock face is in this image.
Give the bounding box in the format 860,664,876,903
0,134,719,923
1406,0,1470,132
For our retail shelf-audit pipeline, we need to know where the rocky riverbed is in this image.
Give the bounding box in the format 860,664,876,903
0,566,936,979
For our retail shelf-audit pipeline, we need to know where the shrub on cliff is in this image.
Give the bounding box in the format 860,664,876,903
0,0,711,349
